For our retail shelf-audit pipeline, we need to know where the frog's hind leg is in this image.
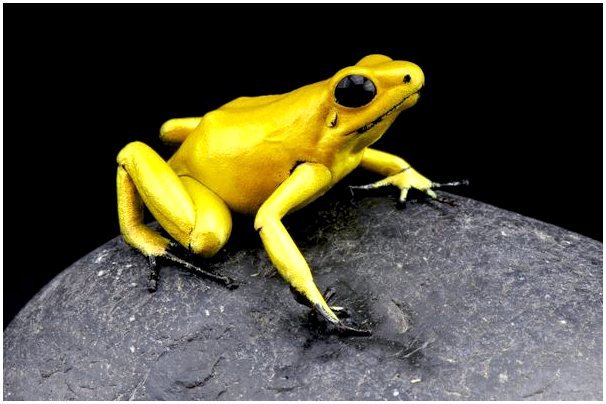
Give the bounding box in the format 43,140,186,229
117,141,235,290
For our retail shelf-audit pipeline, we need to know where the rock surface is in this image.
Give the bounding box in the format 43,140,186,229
4,190,603,400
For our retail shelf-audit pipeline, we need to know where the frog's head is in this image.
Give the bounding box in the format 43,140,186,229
323,54,424,151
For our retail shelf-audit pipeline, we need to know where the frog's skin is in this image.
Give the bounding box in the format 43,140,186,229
117,54,462,335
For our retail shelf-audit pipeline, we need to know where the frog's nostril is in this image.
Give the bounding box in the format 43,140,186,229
403,74,412,84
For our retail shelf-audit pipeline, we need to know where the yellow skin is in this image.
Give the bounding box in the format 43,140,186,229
117,54,455,334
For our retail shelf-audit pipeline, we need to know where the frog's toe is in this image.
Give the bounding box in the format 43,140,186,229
313,303,372,336
435,195,458,206
322,287,337,303
147,249,238,290
147,255,160,293
425,179,469,204
432,179,470,188
148,278,158,293
398,186,411,203
321,287,349,317
313,290,372,336
223,278,240,290
290,286,371,335
336,321,373,336
424,188,438,199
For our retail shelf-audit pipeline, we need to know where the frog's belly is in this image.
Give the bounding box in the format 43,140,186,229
205,167,288,214
177,156,292,215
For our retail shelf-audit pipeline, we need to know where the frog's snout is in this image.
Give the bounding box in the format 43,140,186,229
401,62,425,91
379,60,424,95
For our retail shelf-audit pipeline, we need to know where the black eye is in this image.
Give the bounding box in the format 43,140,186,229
334,75,377,107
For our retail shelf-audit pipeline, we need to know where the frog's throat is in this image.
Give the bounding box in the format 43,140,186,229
346,91,420,137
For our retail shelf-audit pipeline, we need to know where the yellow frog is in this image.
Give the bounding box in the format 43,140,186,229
116,54,463,335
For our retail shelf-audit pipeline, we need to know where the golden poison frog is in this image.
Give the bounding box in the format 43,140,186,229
116,54,465,335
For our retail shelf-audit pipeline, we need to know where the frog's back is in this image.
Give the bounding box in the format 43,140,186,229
219,93,285,110
168,82,329,214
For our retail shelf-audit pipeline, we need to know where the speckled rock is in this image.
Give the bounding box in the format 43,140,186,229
3,190,602,400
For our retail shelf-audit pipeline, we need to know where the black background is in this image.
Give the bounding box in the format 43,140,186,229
4,4,602,328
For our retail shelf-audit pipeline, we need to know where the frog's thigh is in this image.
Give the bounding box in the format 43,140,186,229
178,176,232,257
118,141,197,256
117,141,230,257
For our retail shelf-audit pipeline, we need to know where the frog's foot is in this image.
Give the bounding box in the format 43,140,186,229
147,247,238,292
290,287,372,336
313,303,372,336
351,167,468,205
147,255,161,292
418,179,469,206
320,287,348,316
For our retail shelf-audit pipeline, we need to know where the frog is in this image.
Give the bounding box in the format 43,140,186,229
116,54,465,335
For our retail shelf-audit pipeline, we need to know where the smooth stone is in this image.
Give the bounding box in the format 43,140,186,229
3,190,602,400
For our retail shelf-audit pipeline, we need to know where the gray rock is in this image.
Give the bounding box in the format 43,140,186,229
4,191,602,400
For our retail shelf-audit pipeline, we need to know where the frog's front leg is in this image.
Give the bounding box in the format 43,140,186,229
254,163,370,336
117,141,235,290
159,117,202,144
355,148,467,203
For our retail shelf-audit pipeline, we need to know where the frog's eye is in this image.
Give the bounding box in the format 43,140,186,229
335,75,377,108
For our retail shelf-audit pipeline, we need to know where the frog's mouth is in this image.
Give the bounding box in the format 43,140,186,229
347,91,420,136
